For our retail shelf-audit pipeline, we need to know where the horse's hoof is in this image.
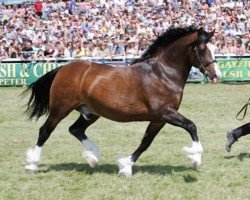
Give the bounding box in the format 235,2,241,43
117,157,133,177
25,164,38,173
188,158,198,169
187,154,201,169
82,151,99,168
118,168,132,177
225,145,231,153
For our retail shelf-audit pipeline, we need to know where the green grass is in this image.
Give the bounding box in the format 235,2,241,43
0,84,250,200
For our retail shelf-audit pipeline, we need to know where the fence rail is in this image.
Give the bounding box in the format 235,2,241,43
0,54,250,63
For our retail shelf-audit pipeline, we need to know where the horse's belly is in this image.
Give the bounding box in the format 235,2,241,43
86,100,150,122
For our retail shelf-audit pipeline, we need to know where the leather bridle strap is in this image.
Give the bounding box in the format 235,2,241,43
194,47,217,72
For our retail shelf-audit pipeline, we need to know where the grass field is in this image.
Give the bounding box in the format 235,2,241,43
0,83,250,200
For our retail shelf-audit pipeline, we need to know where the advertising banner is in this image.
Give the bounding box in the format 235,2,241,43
217,58,250,82
0,62,66,86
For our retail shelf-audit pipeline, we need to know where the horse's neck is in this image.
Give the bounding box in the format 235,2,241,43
150,47,191,88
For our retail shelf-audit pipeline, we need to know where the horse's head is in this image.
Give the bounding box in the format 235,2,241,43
190,28,221,83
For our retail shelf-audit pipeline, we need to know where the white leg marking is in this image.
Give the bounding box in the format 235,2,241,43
82,139,99,168
182,141,203,155
117,156,134,177
25,146,42,172
182,141,203,169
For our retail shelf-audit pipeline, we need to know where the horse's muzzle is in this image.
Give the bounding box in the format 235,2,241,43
207,75,220,83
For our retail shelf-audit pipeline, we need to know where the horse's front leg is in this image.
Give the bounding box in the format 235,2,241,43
164,107,203,169
117,122,165,177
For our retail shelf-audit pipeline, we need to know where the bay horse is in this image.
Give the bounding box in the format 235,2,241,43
23,26,221,176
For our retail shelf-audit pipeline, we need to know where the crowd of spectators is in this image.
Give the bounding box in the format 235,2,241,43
0,0,249,61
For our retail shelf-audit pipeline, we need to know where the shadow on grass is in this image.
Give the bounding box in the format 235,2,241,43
224,152,250,161
237,152,250,161
182,174,198,183
39,163,116,175
224,155,235,159
133,164,193,175
39,163,193,176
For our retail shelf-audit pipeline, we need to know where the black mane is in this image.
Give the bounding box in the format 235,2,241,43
131,26,199,64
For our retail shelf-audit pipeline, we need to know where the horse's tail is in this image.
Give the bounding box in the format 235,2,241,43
22,67,62,120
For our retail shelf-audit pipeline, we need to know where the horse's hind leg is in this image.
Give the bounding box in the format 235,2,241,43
69,114,100,167
25,112,69,172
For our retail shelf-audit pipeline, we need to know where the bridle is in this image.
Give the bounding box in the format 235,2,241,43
194,46,217,73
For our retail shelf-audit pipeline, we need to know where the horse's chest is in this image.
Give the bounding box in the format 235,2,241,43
146,88,182,114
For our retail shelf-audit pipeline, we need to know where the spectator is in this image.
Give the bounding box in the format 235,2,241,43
110,39,126,57
8,41,21,58
233,38,246,56
33,40,44,53
52,41,61,58
0,44,8,60
72,43,85,57
44,42,54,58
21,40,34,60
1,40,9,54
98,42,110,58
64,43,71,58
138,38,148,55
33,49,46,60
34,0,43,17
54,46,65,58
244,34,250,53
223,40,235,54
91,40,100,57
125,39,139,57
82,42,93,57
69,0,77,15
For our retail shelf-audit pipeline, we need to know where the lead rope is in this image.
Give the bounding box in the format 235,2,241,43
236,97,250,120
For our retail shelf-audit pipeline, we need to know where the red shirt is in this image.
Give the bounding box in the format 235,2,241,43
34,2,43,13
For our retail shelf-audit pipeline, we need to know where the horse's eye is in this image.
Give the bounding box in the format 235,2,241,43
199,49,206,56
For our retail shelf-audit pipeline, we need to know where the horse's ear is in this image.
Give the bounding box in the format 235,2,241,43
208,29,215,39
198,27,203,35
